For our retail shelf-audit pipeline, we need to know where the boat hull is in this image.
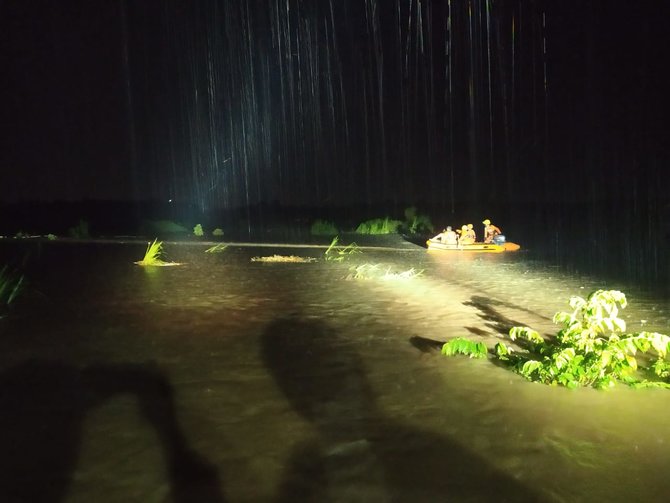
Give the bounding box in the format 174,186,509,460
426,239,521,253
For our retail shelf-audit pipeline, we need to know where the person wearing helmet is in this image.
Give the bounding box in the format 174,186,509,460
459,224,474,245
466,224,477,243
482,219,502,244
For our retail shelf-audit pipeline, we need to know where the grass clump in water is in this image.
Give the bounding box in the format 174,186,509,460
324,236,360,262
135,239,181,266
347,263,423,280
205,243,228,254
251,255,316,263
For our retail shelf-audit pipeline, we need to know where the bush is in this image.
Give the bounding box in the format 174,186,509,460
212,228,224,237
404,207,434,234
68,219,90,239
355,217,402,235
442,290,670,389
310,219,338,236
193,224,204,237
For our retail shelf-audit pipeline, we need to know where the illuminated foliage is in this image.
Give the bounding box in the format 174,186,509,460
134,239,181,267
354,217,402,235
324,236,360,262
443,290,670,389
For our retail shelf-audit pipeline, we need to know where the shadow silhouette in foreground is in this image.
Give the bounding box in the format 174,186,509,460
261,317,542,502
463,296,535,336
0,360,225,503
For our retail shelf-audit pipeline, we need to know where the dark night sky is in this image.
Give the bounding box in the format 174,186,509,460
1,0,669,211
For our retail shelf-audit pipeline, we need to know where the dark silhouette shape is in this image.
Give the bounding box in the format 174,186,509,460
409,335,444,353
261,317,542,502
463,296,533,336
0,360,225,503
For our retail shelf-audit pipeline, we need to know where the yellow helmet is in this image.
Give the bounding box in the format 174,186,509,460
482,219,491,225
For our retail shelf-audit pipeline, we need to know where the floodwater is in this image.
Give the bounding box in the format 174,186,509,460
1,238,670,502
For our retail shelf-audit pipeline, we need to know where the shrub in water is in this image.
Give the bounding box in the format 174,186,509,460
193,224,204,237
404,206,434,234
442,290,670,389
355,217,402,235
310,219,338,236
212,228,224,237
68,219,90,239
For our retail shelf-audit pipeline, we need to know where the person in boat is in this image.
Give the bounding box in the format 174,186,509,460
482,219,502,244
458,225,474,245
433,226,458,245
466,224,477,243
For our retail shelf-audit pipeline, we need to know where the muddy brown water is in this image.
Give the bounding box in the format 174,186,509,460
1,239,669,502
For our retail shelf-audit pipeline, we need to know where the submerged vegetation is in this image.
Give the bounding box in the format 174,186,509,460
134,239,181,266
205,243,228,253
442,338,488,358
324,236,361,262
251,255,317,263
442,290,670,389
348,263,423,280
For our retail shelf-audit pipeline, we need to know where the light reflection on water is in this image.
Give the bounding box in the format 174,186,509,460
1,241,670,501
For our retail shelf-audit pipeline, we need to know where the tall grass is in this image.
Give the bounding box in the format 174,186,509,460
0,266,24,316
135,239,181,266
355,217,402,235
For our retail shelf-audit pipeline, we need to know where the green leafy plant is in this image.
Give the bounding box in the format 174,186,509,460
442,338,488,358
205,243,228,253
355,217,402,235
324,236,361,262
68,219,90,239
134,239,181,267
193,224,204,237
212,228,224,237
47,234,57,241
442,290,670,389
310,219,338,236
0,266,24,317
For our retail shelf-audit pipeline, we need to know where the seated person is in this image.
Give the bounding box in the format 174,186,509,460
459,225,474,245
466,224,477,243
432,226,458,245
482,219,502,243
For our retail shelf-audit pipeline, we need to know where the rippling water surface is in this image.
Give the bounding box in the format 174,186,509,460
1,239,669,502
